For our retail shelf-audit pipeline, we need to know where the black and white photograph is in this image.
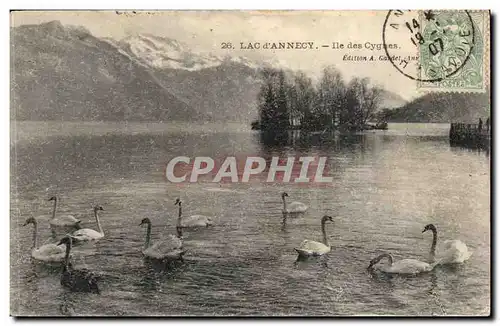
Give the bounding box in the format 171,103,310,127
9,10,491,316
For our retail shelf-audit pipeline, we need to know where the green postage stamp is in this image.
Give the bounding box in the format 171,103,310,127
383,10,489,92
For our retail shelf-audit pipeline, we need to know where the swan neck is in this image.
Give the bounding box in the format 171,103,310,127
321,220,329,246
177,203,182,226
51,198,58,220
386,254,393,266
64,239,72,269
95,210,104,235
144,223,152,250
32,220,38,249
430,228,437,259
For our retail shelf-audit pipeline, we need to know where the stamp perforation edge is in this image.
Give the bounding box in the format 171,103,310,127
416,10,489,94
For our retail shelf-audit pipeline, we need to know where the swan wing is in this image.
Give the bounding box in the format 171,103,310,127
32,244,66,262
163,249,188,260
51,215,80,226
144,248,186,260
143,247,167,260
442,240,464,250
72,228,103,241
295,240,330,256
144,235,183,259
445,240,469,253
37,244,65,256
71,268,100,289
438,240,471,264
287,202,308,213
144,240,183,259
386,259,433,274
163,234,183,249
181,215,213,227
74,267,103,281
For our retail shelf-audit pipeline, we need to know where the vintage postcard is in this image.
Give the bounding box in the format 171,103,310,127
10,10,490,316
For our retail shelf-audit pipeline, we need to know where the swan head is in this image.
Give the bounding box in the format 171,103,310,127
322,215,334,223
23,217,36,226
174,198,182,206
281,192,289,199
367,253,393,270
94,205,104,212
74,221,82,230
176,226,184,239
139,218,151,226
422,224,437,233
48,196,57,201
57,236,74,246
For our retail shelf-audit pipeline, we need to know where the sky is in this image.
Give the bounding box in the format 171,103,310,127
11,10,428,100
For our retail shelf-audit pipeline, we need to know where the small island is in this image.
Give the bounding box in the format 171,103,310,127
251,66,388,133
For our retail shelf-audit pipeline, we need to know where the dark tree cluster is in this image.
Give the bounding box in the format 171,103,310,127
255,66,384,132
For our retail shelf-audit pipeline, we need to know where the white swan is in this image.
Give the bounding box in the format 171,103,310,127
23,217,66,263
140,218,186,262
174,198,213,228
71,206,105,242
295,215,333,257
48,196,81,227
422,224,472,264
367,253,436,275
282,192,308,215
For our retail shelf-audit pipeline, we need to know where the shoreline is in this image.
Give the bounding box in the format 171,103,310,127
10,120,253,143
10,121,452,144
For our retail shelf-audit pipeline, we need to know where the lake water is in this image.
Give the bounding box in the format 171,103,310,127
10,122,490,316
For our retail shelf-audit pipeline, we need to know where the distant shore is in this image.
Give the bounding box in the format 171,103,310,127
10,121,457,144
250,120,388,131
10,120,253,143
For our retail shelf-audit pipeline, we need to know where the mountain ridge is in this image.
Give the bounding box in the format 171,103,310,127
380,91,490,123
11,20,409,123
11,20,203,122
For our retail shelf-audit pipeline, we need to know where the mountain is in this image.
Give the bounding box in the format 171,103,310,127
113,34,263,71
378,90,407,109
115,34,222,71
113,34,266,122
11,21,409,123
380,91,490,123
11,21,202,121
151,63,262,122
114,34,406,122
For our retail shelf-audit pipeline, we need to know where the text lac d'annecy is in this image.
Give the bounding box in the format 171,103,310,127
165,156,333,183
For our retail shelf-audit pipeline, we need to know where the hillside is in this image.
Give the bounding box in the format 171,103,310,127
11,21,201,121
378,90,407,110
380,91,490,123
151,62,262,122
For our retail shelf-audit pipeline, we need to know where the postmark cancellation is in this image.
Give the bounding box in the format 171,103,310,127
383,10,489,93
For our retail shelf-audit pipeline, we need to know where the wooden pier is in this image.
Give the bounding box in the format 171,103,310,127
449,121,491,149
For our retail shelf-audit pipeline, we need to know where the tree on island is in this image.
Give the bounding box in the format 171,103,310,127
317,66,345,130
254,66,384,132
257,68,289,131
